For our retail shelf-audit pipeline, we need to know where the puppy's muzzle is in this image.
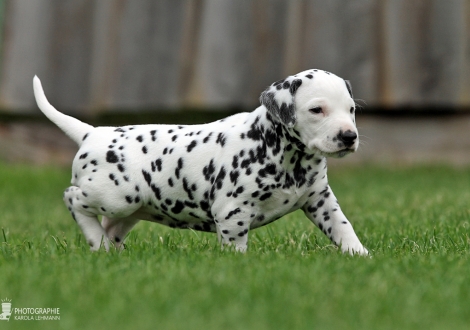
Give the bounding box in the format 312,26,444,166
337,130,357,148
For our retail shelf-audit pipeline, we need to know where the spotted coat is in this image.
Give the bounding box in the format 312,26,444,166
33,69,368,255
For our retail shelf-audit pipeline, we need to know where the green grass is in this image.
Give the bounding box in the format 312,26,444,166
1,163,469,329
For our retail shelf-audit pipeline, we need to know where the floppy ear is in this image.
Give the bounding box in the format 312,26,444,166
344,80,353,98
259,78,303,128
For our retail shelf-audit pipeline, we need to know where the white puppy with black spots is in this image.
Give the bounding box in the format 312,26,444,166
33,69,368,255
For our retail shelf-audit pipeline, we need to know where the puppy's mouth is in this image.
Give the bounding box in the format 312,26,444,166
315,147,356,158
329,148,356,158
308,141,356,158
322,148,355,158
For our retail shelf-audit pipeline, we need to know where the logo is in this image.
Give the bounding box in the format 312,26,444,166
0,298,60,321
0,298,11,321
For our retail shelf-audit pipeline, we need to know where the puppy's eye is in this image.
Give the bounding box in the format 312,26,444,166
309,107,323,114
350,107,355,114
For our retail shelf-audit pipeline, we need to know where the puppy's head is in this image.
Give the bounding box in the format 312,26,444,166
260,69,358,158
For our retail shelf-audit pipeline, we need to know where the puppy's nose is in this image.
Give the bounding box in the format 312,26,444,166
338,130,357,147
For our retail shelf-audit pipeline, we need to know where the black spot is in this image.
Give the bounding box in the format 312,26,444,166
142,146,148,154
171,200,185,214
203,133,212,143
306,74,313,79
172,135,178,142
259,192,272,201
117,164,125,172
232,155,239,168
125,196,133,203
230,170,239,185
136,135,143,142
200,200,210,211
79,152,88,160
175,158,183,179
183,178,194,200
142,170,152,186
91,160,98,166
238,229,248,237
246,123,262,141
155,158,162,171
185,201,198,208
235,186,244,195
203,159,216,181
106,150,119,163
187,140,197,152
151,184,161,200
214,167,226,190
82,133,89,141
225,207,241,220
168,178,174,187
216,133,226,147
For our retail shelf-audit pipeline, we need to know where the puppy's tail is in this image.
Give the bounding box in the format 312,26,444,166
33,76,93,146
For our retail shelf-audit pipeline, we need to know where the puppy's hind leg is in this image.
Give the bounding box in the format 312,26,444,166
63,186,110,251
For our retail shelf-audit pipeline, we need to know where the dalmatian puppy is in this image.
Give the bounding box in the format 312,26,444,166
33,69,368,255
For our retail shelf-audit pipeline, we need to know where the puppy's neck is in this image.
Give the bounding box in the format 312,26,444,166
246,107,325,187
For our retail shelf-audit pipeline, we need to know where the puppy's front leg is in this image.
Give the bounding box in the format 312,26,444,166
214,206,251,253
302,185,368,255
102,216,140,249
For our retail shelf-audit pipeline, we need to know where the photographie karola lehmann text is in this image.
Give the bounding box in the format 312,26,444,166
13,308,60,321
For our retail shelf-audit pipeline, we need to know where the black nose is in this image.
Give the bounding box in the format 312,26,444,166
338,130,357,147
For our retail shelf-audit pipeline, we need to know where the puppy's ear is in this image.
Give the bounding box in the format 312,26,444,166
344,80,353,98
259,78,303,128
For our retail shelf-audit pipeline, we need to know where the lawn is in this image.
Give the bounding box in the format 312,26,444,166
0,163,469,329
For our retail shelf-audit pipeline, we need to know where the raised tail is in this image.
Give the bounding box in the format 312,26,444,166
33,76,94,146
